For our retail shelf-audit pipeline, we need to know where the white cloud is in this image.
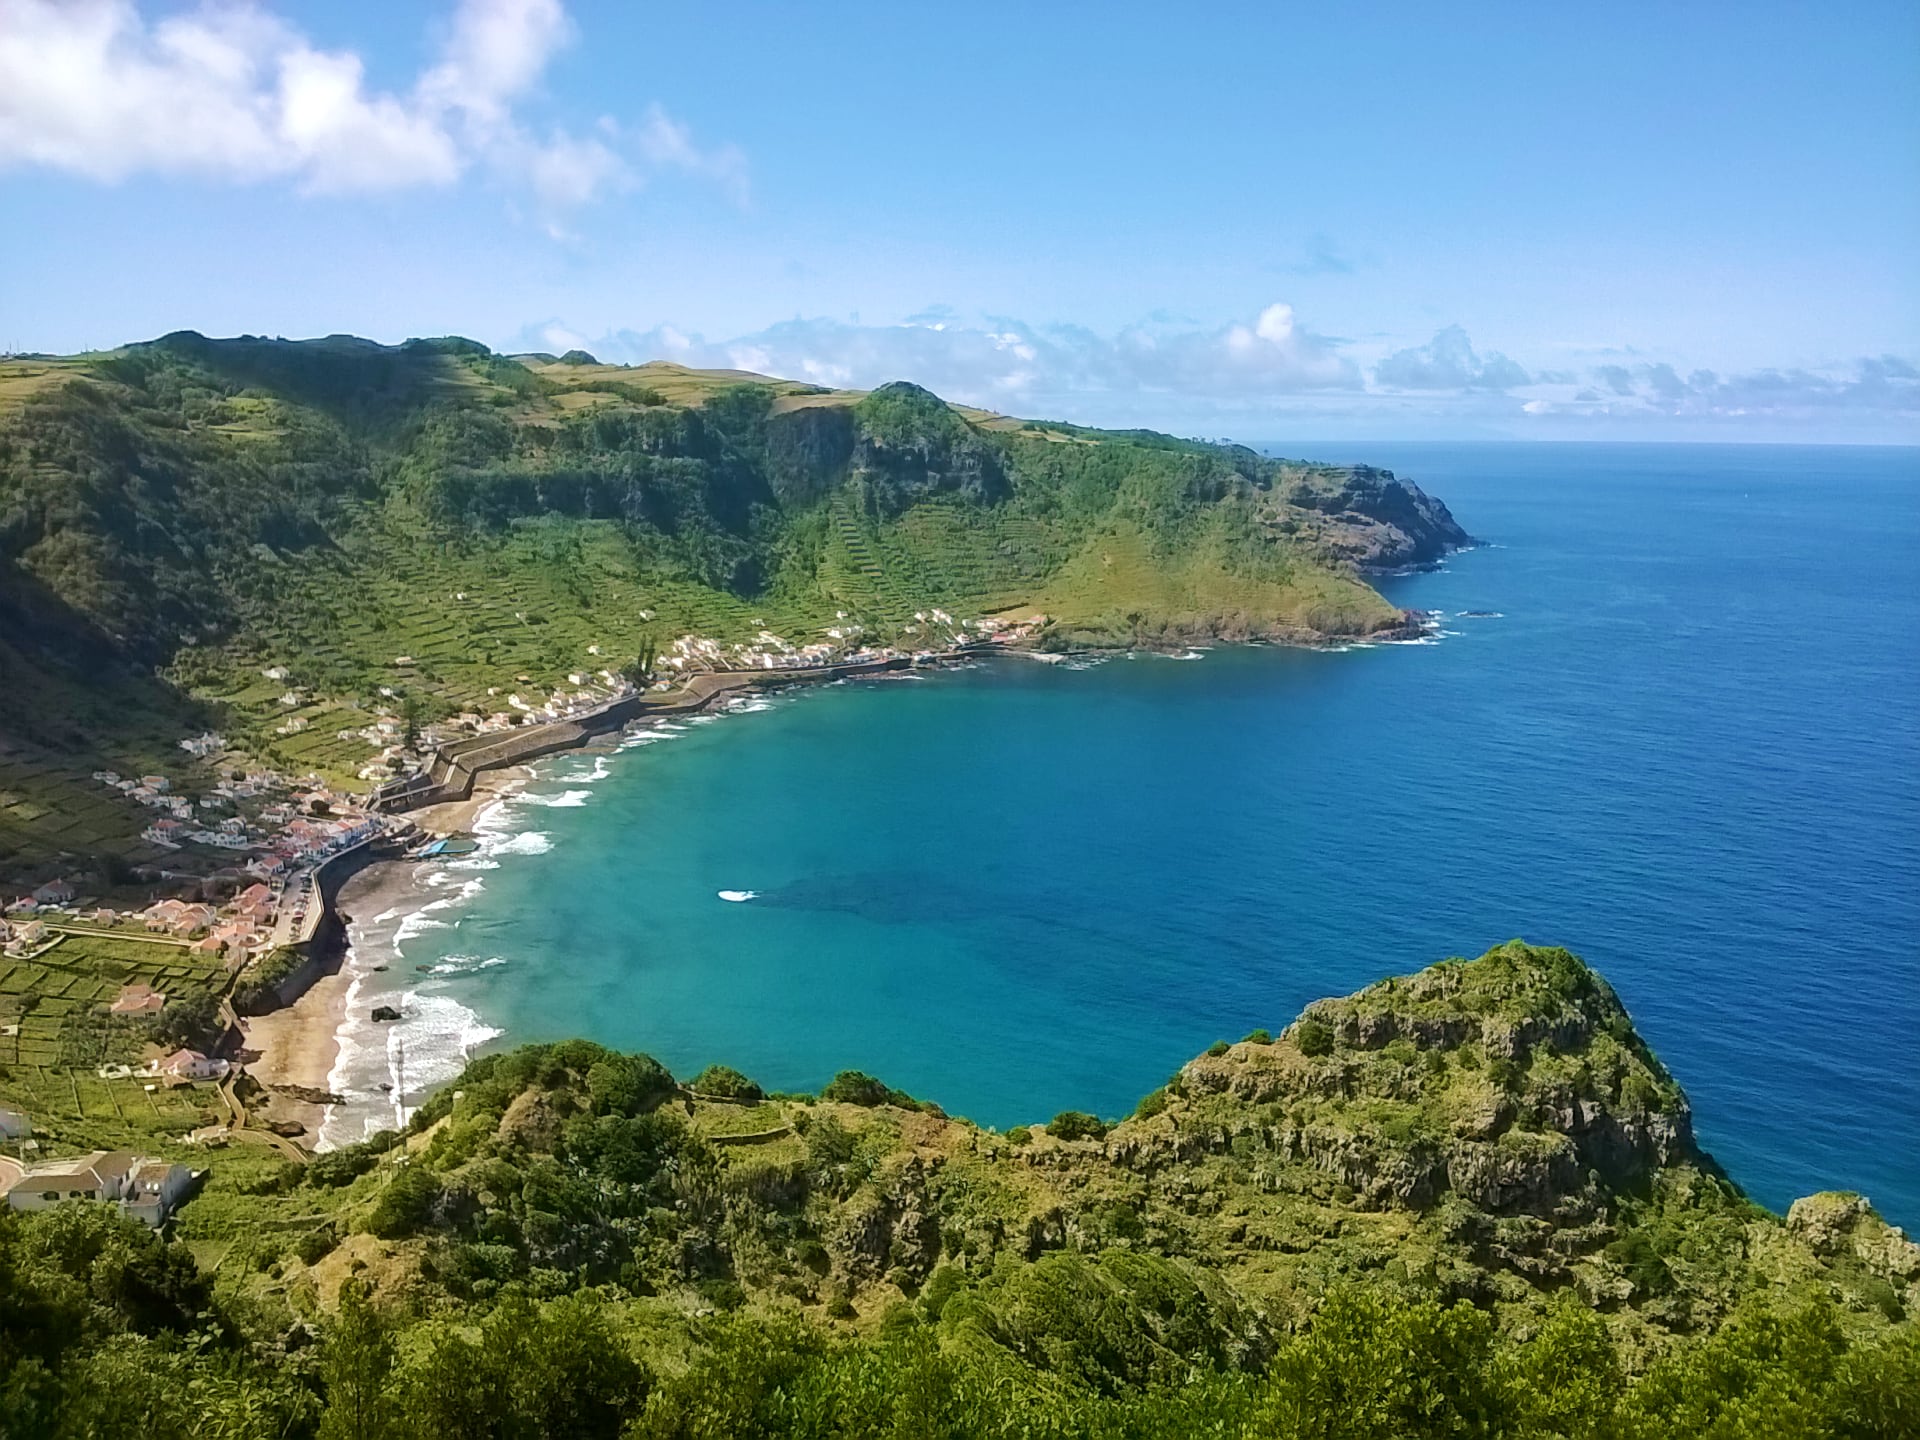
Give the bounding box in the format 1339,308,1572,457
634,103,749,206
510,303,1362,412
1524,355,1920,427
507,309,1919,441
1374,325,1531,391
0,0,742,216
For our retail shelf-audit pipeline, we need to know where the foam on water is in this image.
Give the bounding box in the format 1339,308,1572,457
516,788,593,808
425,954,508,976
489,830,552,857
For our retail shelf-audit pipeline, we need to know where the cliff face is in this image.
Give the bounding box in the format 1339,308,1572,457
1277,463,1472,569
849,381,1010,514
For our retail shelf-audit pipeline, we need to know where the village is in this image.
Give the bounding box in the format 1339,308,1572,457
0,609,1041,1230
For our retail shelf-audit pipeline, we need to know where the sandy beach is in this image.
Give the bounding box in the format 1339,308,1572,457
239,766,532,1146
406,763,533,834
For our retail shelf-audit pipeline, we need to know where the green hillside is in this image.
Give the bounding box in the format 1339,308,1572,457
0,333,1466,881
2,943,1913,1437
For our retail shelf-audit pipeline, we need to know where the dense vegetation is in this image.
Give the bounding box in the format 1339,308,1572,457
2,943,1914,1436
0,333,1463,876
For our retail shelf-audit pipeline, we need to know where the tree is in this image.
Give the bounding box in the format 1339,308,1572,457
319,1284,398,1440
621,631,660,688
152,989,220,1051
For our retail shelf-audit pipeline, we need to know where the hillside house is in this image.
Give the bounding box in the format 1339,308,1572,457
142,900,217,936
109,983,167,1016
3,1151,194,1228
0,1108,27,1140
31,880,75,906
155,1049,228,1080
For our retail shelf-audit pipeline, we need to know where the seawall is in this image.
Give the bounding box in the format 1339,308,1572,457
372,654,959,816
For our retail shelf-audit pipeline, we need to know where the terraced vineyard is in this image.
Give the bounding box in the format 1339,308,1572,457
0,930,227,1069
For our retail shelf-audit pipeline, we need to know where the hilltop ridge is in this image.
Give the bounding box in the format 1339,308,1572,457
2,940,1913,1435
0,330,1465,879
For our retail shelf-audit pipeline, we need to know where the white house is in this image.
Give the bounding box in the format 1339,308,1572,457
3,1151,194,1227
30,879,75,906
155,1049,229,1081
0,1108,27,1141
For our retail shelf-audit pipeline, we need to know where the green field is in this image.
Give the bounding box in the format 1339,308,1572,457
0,930,227,1071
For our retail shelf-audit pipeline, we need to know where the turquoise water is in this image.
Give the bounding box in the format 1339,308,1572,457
368,443,1920,1226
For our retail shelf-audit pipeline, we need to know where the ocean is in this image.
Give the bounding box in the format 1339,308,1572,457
326,442,1920,1228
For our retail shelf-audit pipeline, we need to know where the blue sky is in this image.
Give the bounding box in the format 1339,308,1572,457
1,1,1915,441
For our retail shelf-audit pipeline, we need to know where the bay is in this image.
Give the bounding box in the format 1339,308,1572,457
354,442,1920,1226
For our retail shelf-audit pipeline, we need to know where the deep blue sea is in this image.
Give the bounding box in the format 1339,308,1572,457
347,443,1920,1227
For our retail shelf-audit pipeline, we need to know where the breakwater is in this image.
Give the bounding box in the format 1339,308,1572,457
372,655,945,815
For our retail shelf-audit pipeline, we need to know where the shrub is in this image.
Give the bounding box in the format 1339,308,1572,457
804,1115,856,1173
307,1141,381,1189
586,1053,676,1116
697,1279,746,1312
919,1265,967,1321
293,1228,338,1266
691,1064,763,1102
1005,1126,1033,1147
1206,1040,1230,1058
365,1164,442,1239
1243,1028,1273,1045
1046,1111,1107,1142
1296,1019,1335,1057
1134,1088,1168,1120
825,1292,857,1320
820,1070,922,1109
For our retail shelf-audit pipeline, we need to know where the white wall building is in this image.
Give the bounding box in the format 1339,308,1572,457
3,1151,194,1228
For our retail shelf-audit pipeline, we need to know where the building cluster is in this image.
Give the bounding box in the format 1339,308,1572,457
9,769,382,957
1,1143,196,1229
89,759,356,855
136,879,278,962
2,880,75,953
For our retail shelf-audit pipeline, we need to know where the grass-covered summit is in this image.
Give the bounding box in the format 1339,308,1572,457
0,331,1464,875
4,941,1914,1435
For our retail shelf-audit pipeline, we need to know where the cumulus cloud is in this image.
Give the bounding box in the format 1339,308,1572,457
512,303,1363,411
0,0,742,214
1535,355,1920,426
506,307,1917,439
1374,325,1531,391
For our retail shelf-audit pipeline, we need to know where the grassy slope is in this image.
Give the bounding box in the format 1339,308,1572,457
3,943,1913,1431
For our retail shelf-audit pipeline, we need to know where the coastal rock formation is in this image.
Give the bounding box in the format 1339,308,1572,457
1788,1190,1920,1297
1275,463,1473,569
849,381,1010,515
1147,943,1699,1229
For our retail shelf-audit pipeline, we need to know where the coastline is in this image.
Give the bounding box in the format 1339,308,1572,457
249,620,1449,1150
234,768,531,1147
